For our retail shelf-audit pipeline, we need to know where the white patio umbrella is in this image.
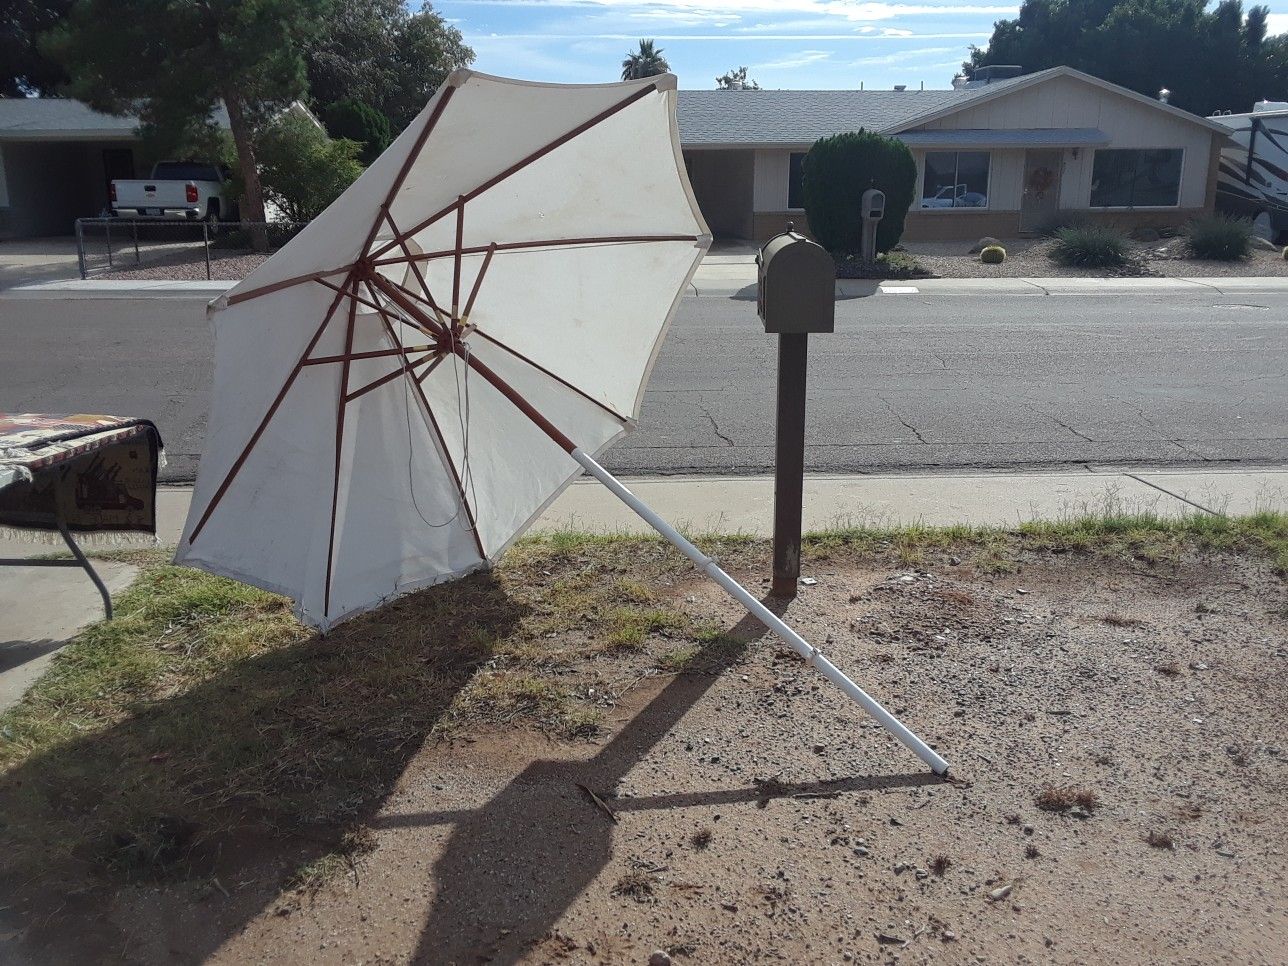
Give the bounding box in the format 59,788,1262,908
176,71,948,774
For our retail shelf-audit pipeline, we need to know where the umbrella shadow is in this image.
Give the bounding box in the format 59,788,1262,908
401,598,937,965
0,570,526,965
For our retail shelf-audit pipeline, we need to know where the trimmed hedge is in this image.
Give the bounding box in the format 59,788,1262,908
801,130,916,255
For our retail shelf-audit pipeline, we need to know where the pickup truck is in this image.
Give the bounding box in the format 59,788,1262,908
110,161,236,225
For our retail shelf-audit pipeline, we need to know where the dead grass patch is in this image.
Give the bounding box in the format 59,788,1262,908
1145,829,1176,850
1035,785,1100,813
611,870,657,903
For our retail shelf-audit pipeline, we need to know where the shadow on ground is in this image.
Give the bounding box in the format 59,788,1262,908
0,570,526,964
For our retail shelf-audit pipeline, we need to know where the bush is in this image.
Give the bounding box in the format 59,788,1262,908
1184,215,1252,261
802,130,917,255
980,245,1006,264
1048,225,1130,268
256,112,364,223
321,98,392,165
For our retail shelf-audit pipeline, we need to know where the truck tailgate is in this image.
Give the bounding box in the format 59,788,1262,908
113,180,193,208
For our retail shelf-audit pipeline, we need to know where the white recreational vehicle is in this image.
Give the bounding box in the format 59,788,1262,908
1212,101,1288,243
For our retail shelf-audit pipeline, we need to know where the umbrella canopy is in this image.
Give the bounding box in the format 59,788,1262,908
176,71,709,629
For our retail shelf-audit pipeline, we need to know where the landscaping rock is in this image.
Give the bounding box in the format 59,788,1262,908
1131,227,1161,242
649,951,673,966
968,236,1002,254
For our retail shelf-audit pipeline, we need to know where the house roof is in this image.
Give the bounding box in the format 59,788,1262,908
0,98,231,141
677,66,1229,147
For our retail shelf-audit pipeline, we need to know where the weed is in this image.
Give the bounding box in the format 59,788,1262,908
1048,225,1130,268
1035,785,1099,812
1024,844,1041,860
929,854,952,876
611,870,657,903
1156,661,1183,678
1102,612,1145,627
1145,829,1176,850
691,827,713,851
1184,215,1252,261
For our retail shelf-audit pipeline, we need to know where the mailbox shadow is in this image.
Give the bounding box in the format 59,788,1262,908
733,278,883,302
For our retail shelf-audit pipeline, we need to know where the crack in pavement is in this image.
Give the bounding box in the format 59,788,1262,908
878,395,928,444
697,402,734,446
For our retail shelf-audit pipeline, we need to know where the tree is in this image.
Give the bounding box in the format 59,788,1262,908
717,67,760,90
257,111,363,222
801,130,917,255
968,0,1287,115
621,39,669,80
304,1,473,134
46,0,328,234
1,0,71,95
321,98,391,164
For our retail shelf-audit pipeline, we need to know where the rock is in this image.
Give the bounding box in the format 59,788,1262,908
942,930,958,942
968,236,1002,254
1131,227,1161,242
988,883,1014,901
800,576,818,586
649,951,673,966
855,846,870,857
915,868,929,880
1069,805,1091,819
1250,234,1279,251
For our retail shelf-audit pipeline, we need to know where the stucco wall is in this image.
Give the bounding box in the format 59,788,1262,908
909,75,1215,210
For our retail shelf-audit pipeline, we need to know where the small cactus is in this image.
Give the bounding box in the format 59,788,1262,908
980,245,1006,264
1282,246,1288,260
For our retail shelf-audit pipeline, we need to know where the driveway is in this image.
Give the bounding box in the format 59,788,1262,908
0,237,85,289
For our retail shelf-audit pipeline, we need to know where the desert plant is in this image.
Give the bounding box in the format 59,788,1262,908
802,130,917,255
1184,215,1252,261
980,245,1006,264
1048,224,1129,268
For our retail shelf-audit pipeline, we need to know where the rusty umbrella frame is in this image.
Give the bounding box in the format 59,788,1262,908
182,75,950,775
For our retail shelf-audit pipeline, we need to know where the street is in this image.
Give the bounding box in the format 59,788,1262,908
1,289,1285,480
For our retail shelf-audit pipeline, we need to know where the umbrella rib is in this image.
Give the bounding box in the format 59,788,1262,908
452,199,465,326
226,264,357,307
344,354,435,403
304,345,434,367
323,296,360,619
469,327,630,425
461,243,497,325
370,82,659,260
381,208,450,326
372,234,700,268
374,313,487,561
361,277,442,345
187,272,355,544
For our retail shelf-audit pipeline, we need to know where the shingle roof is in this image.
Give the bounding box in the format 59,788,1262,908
0,98,230,140
896,127,1110,147
676,81,1023,146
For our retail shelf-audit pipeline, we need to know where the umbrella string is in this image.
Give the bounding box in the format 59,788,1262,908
395,312,477,535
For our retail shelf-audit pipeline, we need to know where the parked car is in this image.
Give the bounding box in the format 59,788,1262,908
110,161,236,226
921,184,987,209
1211,102,1288,243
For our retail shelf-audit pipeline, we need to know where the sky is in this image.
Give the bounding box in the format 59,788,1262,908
435,0,1288,91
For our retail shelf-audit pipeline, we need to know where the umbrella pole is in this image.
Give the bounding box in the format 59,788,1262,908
570,447,950,776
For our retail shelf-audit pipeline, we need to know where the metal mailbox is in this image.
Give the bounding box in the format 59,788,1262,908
861,187,886,220
756,226,835,335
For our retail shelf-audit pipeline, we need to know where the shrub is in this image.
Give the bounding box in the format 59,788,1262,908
802,130,917,255
321,98,392,165
980,245,1006,264
256,113,365,223
1048,225,1129,268
1184,215,1252,261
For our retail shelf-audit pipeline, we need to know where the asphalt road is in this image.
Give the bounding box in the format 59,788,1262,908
1,289,1284,480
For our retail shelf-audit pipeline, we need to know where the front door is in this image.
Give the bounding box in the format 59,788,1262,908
1020,149,1063,232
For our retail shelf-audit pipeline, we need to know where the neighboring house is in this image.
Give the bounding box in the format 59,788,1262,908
678,66,1233,242
0,99,320,240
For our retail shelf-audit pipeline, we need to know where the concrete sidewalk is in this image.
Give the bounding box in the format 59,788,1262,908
2,464,1283,712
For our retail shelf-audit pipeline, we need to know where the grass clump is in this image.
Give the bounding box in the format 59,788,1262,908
1048,224,1130,268
1184,215,1252,261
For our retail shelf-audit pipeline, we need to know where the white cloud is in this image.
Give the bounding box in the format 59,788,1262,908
445,0,1018,21
755,49,833,70
850,44,957,65
1267,12,1288,34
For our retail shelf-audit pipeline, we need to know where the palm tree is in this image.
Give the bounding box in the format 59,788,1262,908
621,39,669,80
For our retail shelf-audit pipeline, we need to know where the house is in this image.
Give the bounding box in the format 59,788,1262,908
677,66,1233,242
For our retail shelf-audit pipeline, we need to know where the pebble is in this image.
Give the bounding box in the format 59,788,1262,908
942,930,957,942
648,952,672,966
988,883,1014,901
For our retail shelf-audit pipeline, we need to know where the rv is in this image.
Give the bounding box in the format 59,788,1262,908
1212,101,1288,243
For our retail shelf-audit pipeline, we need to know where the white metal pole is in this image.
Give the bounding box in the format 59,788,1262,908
571,448,949,775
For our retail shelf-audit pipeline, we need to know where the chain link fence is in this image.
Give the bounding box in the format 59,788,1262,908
74,218,308,280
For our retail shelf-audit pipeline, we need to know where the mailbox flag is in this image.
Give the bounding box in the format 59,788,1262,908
176,70,948,775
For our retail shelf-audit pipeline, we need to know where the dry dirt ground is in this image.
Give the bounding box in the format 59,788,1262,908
3,539,1286,966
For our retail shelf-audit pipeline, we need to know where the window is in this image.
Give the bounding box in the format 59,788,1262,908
1090,149,1183,207
787,152,806,209
921,151,990,209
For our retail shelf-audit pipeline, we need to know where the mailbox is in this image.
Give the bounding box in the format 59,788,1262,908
756,226,835,335
861,187,886,220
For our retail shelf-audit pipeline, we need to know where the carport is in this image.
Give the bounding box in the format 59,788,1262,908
683,148,755,241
